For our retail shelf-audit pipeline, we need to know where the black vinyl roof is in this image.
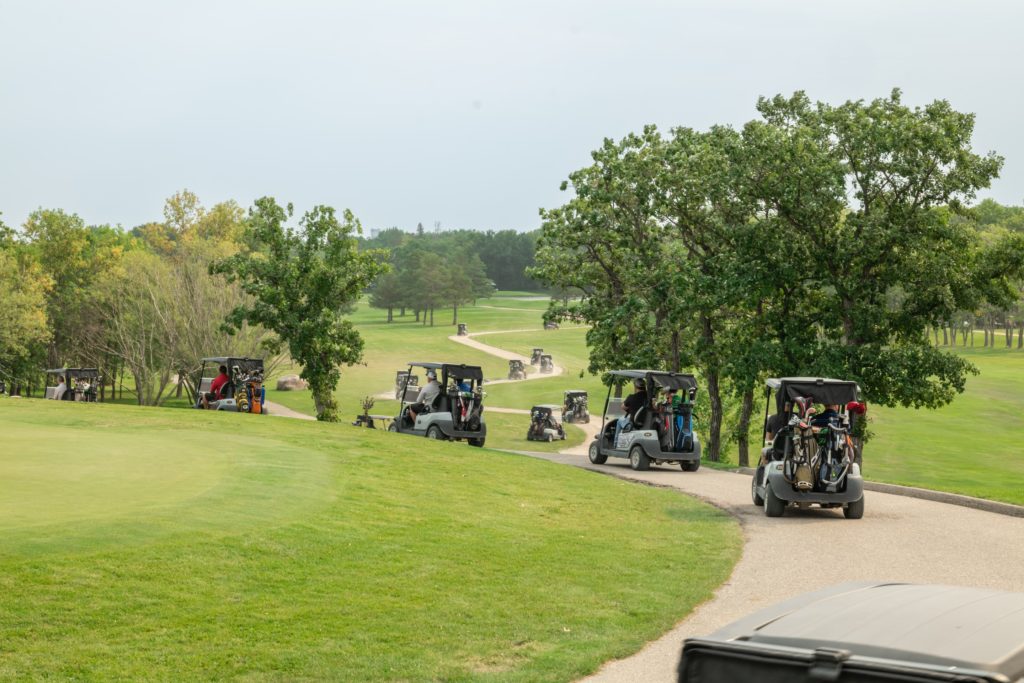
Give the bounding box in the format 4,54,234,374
767,377,860,411
46,368,100,379
201,356,264,365
609,370,698,391
407,362,484,382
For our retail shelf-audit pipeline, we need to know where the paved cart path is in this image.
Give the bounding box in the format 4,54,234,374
263,400,316,421
448,331,567,383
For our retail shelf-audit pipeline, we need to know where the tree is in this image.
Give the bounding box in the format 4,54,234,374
212,198,387,421
369,271,403,322
0,242,50,393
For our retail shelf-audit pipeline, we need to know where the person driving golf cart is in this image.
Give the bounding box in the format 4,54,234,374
527,405,565,441
407,369,441,422
614,378,648,446
201,365,230,409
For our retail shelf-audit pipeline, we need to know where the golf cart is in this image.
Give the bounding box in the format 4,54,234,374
530,348,543,365
390,362,487,447
588,370,701,471
508,359,526,380
561,390,589,424
679,581,1024,682
395,370,419,400
526,404,565,442
539,354,554,374
544,321,559,330
193,357,266,414
752,377,865,519
45,368,100,402
457,323,468,336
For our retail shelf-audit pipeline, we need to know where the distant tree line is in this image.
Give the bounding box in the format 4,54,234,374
532,90,1024,466
360,227,540,292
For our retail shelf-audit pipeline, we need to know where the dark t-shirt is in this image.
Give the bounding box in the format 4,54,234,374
765,412,788,436
623,390,648,421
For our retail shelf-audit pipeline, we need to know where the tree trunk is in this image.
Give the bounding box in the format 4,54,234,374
176,371,183,398
310,378,338,422
430,307,434,327
1018,322,1023,349
400,306,406,317
1006,323,1014,348
736,388,755,468
701,314,722,462
933,327,939,345
414,308,420,322
942,326,949,346
387,306,393,323
983,326,989,347
452,303,458,325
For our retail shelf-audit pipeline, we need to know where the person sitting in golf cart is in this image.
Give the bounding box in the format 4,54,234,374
51,375,68,401
201,365,230,409
614,377,648,445
408,369,441,422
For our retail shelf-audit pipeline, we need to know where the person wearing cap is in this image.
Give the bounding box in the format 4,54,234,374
408,369,441,422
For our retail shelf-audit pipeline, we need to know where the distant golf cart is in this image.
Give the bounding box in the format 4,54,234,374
543,321,559,330
45,368,100,402
508,359,527,380
530,348,543,365
193,357,266,414
752,377,865,519
390,362,486,447
395,370,419,400
561,390,590,424
526,404,565,442
539,354,554,374
589,370,701,472
457,323,468,336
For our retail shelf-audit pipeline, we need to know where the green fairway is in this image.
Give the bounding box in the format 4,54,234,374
868,347,1024,505
0,399,740,681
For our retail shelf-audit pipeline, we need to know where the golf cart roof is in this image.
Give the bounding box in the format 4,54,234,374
406,362,484,382
564,389,587,395
532,404,560,410
609,369,698,391
767,377,860,410
201,356,264,364
703,582,1024,679
46,368,99,379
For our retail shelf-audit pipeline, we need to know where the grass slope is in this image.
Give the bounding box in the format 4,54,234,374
0,400,740,681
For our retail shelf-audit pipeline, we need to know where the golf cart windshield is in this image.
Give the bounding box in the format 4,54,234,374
443,364,483,382
768,377,860,412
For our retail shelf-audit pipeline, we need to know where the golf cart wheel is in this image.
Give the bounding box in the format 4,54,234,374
844,496,865,519
629,446,650,472
764,484,785,517
588,441,607,464
681,459,700,472
751,466,765,506
387,422,398,433
468,437,485,448
426,425,444,440
546,433,554,442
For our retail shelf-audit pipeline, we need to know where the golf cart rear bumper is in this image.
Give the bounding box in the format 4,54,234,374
443,425,487,440
767,470,864,504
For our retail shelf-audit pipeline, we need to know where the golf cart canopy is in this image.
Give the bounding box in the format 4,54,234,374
46,368,100,380
564,389,587,396
684,582,1024,682
609,370,698,392
407,362,484,382
767,377,860,412
533,404,560,411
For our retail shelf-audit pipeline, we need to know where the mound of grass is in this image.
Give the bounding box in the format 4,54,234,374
0,399,740,681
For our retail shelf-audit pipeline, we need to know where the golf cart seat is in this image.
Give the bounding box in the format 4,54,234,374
61,389,74,401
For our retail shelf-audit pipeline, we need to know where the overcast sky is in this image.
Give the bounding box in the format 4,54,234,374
2,0,1022,232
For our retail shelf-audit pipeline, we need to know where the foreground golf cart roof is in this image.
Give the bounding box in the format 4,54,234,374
767,377,860,411
680,582,1024,682
608,369,698,390
406,362,484,382
201,356,264,366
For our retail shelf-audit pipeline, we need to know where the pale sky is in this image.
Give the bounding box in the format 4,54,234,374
2,0,1022,232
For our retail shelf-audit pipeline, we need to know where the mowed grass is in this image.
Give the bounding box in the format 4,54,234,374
0,399,740,681
869,347,1024,505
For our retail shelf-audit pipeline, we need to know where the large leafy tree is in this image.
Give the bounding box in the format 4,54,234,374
212,198,387,421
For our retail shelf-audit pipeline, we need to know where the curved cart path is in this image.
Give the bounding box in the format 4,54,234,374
448,331,566,383
264,400,317,421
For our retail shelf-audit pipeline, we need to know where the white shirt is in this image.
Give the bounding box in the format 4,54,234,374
54,382,67,400
416,379,441,405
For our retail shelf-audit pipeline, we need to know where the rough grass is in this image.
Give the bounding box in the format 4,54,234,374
0,399,741,681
